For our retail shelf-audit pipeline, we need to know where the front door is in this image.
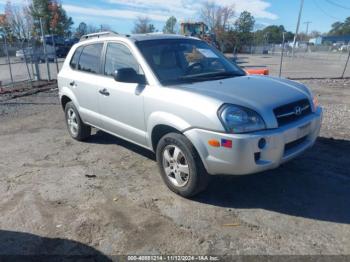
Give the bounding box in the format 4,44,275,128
98,42,147,147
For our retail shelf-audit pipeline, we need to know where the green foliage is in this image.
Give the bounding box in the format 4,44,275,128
328,17,350,36
163,16,177,34
254,25,294,44
235,11,255,33
148,24,156,33
30,0,73,37
75,22,87,38
233,11,255,49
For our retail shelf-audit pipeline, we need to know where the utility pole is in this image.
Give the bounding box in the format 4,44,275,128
341,48,350,78
279,31,286,77
51,33,59,73
1,30,14,88
304,21,312,36
292,0,305,56
304,21,312,41
40,17,51,81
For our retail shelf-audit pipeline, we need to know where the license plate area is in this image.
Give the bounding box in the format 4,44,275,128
284,135,308,153
298,122,311,138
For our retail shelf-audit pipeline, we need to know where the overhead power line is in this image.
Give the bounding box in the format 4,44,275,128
312,0,344,20
325,0,350,10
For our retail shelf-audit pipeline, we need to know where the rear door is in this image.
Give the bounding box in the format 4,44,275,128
69,43,104,126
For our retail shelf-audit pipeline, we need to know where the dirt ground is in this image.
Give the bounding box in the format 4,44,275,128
0,78,349,258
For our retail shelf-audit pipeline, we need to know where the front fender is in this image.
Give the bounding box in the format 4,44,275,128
146,111,191,148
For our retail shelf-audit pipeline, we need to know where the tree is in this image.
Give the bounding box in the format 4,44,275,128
148,24,156,33
200,2,235,33
30,0,73,37
200,2,235,50
328,17,350,36
86,24,98,34
309,30,322,38
234,11,255,49
163,16,177,34
4,0,33,39
49,1,73,36
100,24,111,31
235,11,255,33
75,22,87,37
0,14,12,40
132,17,155,34
298,32,310,42
254,25,294,44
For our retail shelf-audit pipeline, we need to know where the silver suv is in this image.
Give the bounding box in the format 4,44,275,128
58,32,322,197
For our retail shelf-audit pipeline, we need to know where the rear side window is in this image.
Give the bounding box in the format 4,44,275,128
70,46,83,69
77,43,103,74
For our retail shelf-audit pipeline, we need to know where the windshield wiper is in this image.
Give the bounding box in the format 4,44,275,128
179,71,242,81
161,72,243,85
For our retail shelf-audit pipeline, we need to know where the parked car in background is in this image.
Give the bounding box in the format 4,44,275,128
45,35,78,58
58,32,322,197
340,44,350,52
16,47,34,61
15,35,77,63
56,46,71,58
16,45,55,63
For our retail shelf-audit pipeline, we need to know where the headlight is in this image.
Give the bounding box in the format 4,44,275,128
218,104,266,133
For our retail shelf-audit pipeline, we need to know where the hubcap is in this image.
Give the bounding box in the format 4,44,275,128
67,108,79,136
162,145,190,187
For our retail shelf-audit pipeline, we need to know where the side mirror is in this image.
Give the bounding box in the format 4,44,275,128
114,68,146,84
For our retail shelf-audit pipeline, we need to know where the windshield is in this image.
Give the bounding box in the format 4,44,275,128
136,39,245,85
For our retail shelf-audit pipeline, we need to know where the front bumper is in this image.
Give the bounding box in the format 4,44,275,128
184,108,322,175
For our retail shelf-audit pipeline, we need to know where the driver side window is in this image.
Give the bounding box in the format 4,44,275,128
104,43,143,76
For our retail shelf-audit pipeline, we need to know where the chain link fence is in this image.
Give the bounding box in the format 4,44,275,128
1,35,349,89
0,37,64,90
238,43,350,79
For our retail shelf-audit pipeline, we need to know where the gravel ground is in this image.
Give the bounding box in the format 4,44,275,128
0,79,349,259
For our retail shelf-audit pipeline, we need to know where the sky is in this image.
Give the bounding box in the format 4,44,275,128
1,0,350,34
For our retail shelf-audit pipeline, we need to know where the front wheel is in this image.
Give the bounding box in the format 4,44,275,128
156,133,209,198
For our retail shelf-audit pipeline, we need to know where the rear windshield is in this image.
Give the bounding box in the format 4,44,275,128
136,39,245,85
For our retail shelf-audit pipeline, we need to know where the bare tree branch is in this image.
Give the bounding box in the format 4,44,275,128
5,0,33,39
200,1,235,33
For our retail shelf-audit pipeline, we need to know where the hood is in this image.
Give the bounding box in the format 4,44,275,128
177,75,312,114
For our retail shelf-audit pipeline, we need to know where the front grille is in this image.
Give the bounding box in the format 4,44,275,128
274,99,311,126
284,136,307,152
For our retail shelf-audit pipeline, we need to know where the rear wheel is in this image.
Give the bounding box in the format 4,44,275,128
156,133,209,198
64,101,91,141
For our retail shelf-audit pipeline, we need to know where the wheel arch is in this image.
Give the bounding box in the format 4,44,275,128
61,95,71,111
59,87,79,111
151,125,181,151
148,112,191,151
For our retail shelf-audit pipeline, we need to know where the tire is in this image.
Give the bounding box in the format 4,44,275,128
156,132,210,198
64,101,91,141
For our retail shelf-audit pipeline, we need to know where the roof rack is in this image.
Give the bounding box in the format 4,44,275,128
80,31,119,42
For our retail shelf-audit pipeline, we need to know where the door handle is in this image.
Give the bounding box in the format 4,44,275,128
99,88,110,96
